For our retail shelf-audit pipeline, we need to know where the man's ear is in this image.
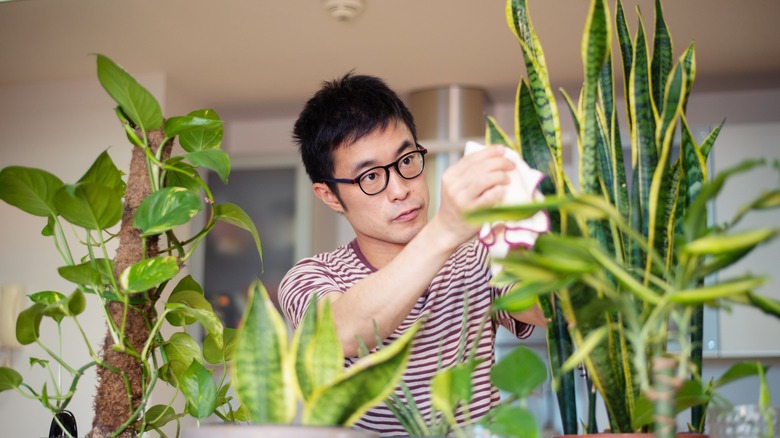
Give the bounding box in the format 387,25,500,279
312,183,346,213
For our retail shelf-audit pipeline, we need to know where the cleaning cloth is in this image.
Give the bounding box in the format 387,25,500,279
464,141,550,274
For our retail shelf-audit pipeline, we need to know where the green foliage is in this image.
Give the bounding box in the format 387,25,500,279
471,0,780,435
231,281,419,427
0,54,262,436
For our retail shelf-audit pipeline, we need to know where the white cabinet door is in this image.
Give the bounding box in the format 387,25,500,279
713,122,780,357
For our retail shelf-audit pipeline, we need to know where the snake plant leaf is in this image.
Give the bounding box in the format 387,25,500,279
77,150,126,198
232,281,295,424
96,54,163,131
492,345,547,399
630,10,658,240
0,367,23,392
134,186,203,237
486,405,539,438
16,303,46,345
647,62,684,262
307,300,343,390
292,296,319,400
215,202,263,265
615,0,633,120
561,325,608,373
699,120,723,161
680,42,697,113
178,109,224,152
580,0,610,199
54,182,123,230
303,322,419,426
650,0,672,115
182,149,231,184
486,115,514,150
179,360,218,419
517,82,559,196
507,0,562,161
120,255,179,293
163,115,222,146
0,166,63,217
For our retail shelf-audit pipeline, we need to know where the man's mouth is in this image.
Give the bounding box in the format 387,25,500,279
394,207,420,222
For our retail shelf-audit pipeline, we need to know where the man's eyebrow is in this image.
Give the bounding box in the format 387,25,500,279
350,140,415,175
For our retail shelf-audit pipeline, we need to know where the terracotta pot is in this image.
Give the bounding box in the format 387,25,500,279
182,424,380,438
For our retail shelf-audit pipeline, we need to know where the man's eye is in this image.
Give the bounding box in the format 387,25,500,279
399,155,414,167
360,170,381,183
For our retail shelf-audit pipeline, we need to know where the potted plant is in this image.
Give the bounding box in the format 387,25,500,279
467,0,780,436
0,55,417,437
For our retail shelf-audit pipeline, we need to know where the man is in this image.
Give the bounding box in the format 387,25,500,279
279,73,546,435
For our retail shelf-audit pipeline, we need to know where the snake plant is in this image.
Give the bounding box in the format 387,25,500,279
470,0,780,436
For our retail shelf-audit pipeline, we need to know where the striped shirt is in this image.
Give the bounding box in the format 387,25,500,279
278,238,533,436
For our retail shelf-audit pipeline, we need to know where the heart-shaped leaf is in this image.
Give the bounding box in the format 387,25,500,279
178,109,223,152
120,256,179,293
0,166,63,217
54,182,123,230
179,360,218,419
183,150,230,184
96,54,163,131
134,187,203,236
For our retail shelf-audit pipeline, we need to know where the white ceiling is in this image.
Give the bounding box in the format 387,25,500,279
1,0,779,117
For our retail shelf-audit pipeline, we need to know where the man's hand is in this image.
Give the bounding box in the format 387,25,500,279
432,145,516,248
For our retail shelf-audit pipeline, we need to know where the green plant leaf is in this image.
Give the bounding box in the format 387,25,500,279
0,166,63,217
77,150,126,196
231,281,295,424
683,228,777,256
143,405,180,430
162,332,203,382
16,303,45,345
164,115,222,141
54,182,123,230
303,322,419,426
203,328,237,365
165,302,224,348
164,161,202,193
182,149,231,184
179,360,218,419
485,405,539,438
713,361,767,388
96,54,162,131
58,262,102,286
166,275,206,326
170,109,223,152
0,367,23,392
134,187,203,237
431,360,479,426
306,299,343,392
491,345,547,399
120,256,179,293
670,276,766,304
292,297,319,400
215,202,263,264
67,289,86,316
29,291,68,323
650,0,672,115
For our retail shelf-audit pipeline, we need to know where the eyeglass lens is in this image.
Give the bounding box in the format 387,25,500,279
358,151,425,195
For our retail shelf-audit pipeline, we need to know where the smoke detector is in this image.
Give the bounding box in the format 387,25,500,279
324,0,365,22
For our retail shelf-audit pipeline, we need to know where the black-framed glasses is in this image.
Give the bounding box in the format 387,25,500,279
323,145,428,196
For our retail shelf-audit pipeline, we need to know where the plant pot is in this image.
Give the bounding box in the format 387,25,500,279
182,424,380,438
554,434,707,438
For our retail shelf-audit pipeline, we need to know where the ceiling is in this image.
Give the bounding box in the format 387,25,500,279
1,0,779,118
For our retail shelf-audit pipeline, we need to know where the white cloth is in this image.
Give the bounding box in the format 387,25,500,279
464,141,550,273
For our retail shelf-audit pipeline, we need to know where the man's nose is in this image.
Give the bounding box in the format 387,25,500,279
384,168,411,199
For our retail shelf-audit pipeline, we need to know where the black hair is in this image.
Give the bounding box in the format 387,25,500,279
293,73,418,187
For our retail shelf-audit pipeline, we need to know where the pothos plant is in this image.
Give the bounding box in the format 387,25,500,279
0,54,263,437
468,0,780,436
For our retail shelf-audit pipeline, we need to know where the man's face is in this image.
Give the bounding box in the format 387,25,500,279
320,122,429,249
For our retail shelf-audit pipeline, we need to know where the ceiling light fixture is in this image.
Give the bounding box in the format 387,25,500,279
324,0,365,22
